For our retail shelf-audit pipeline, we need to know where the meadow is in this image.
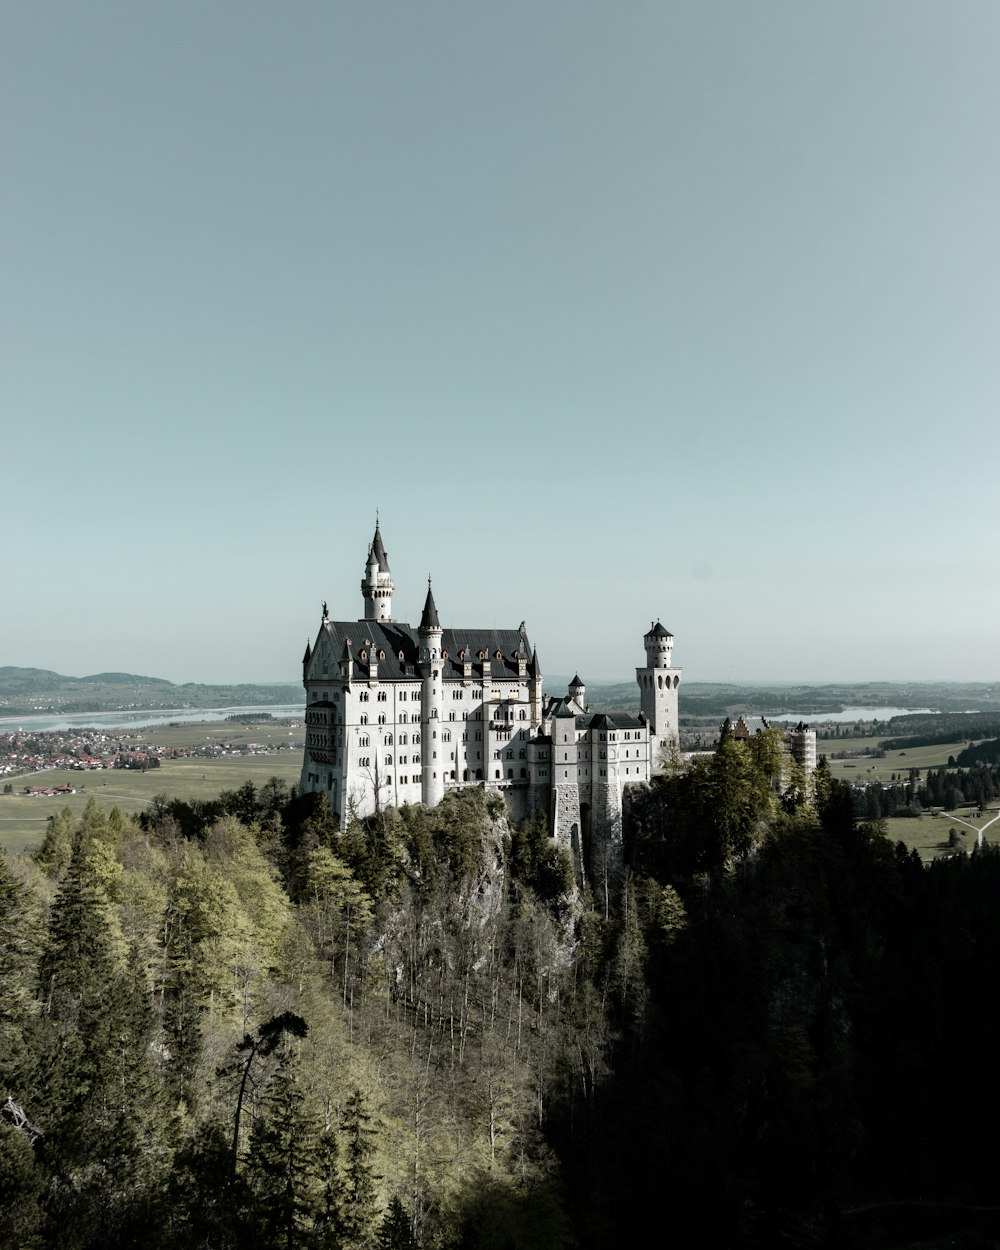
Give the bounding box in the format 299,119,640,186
0,719,305,856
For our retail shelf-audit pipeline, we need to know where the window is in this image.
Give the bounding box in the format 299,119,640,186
359,735,369,747
399,733,407,745
378,714,386,725
385,734,393,745
360,714,368,725
449,711,455,721
377,690,387,701
400,691,407,701
359,691,369,702
399,712,407,723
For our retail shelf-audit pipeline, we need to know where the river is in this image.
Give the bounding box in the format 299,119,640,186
0,705,304,734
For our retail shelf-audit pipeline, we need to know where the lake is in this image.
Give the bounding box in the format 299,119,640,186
0,705,304,734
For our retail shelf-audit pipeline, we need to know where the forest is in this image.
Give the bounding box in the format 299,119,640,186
3,731,1000,1249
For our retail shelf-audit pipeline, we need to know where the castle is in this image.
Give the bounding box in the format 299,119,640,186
299,522,681,879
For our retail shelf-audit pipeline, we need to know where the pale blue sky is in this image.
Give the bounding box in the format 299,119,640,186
4,3,998,685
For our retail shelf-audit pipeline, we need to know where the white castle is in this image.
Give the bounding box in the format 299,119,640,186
300,523,681,877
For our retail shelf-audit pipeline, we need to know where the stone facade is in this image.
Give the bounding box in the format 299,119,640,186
300,523,681,879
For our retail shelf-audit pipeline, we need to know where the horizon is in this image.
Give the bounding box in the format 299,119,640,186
5,4,999,685
6,665,999,693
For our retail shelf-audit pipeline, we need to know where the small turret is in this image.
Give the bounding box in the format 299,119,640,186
643,620,674,668
361,518,395,621
569,673,586,709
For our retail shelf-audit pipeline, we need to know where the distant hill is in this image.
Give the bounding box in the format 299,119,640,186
0,667,301,717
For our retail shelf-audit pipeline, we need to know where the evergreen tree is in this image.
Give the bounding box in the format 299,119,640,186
246,1048,330,1250
341,1088,380,1250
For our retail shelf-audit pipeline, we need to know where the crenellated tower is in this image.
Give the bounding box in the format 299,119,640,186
361,520,394,621
418,578,445,807
636,620,681,766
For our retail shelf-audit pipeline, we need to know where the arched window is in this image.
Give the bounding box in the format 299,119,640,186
507,768,513,779
378,714,386,725
360,714,368,725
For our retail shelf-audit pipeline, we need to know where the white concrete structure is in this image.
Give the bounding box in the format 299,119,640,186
300,523,677,879
636,621,682,765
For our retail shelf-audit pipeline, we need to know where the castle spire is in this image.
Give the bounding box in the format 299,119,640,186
419,576,440,630
361,516,394,621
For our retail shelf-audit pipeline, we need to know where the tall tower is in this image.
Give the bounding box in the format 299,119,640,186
360,520,394,621
418,579,445,806
636,620,682,765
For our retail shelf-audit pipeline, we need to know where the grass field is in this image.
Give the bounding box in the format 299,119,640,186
823,735,965,783
0,719,306,857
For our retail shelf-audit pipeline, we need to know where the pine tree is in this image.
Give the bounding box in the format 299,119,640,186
341,1088,380,1250
377,1195,417,1250
246,1048,328,1250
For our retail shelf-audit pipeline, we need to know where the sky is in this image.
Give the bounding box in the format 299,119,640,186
4,2,999,686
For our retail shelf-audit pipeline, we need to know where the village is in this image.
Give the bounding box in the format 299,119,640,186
0,724,300,793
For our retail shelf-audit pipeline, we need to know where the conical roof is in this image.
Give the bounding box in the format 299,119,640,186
371,522,390,572
419,579,440,630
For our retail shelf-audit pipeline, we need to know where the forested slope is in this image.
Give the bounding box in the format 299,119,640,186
4,746,1000,1248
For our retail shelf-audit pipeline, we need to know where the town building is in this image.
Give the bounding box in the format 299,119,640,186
299,523,681,879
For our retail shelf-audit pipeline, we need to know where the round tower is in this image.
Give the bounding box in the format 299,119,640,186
360,520,394,621
418,578,445,806
568,673,586,708
636,620,682,765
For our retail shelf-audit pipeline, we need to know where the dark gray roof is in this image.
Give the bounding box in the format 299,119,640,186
570,674,584,687
370,523,390,571
645,620,673,639
315,619,534,682
580,711,646,731
419,583,440,630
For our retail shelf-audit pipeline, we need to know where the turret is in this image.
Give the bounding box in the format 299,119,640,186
568,673,586,709
643,620,674,668
360,519,394,621
636,619,682,766
418,578,444,806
